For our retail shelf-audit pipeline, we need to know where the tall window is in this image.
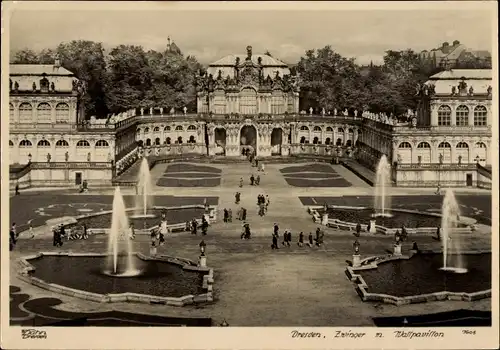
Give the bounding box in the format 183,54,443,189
37,103,52,123
474,105,488,126
438,142,452,163
437,105,451,126
19,103,32,123
55,103,70,123
9,103,14,121
239,88,257,114
455,105,469,126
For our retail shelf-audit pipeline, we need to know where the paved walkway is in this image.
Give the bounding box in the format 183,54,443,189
10,161,492,326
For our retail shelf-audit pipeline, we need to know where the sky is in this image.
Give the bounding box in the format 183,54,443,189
7,1,495,66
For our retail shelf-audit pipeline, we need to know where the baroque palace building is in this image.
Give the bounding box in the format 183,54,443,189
8,46,493,189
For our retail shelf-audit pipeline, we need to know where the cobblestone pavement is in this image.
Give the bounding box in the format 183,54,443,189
9,162,492,326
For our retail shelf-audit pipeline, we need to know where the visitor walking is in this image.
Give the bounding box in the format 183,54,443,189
228,209,233,222
271,233,279,250
250,174,255,186
435,184,441,195
15,183,20,196
202,216,208,235
191,218,198,235
355,223,362,237
255,175,260,185
82,223,89,239
282,230,288,246
273,223,279,236
286,231,292,247
223,208,229,223
9,226,17,251
235,192,241,204
241,208,247,221
307,232,314,247
298,232,304,247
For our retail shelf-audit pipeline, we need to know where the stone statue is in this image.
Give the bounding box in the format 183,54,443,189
334,108,337,116
14,81,19,91
149,107,153,115
160,107,164,115
140,108,144,116
451,86,456,95
32,82,37,91
439,153,443,164
458,155,462,165
309,107,313,115
417,155,422,165
170,107,175,114
183,106,187,114
487,85,492,95
46,153,51,162
343,109,348,116
246,45,252,60
321,108,326,116
50,82,55,91
87,152,91,162
107,152,112,162
411,117,417,127
65,151,69,162
469,86,474,96
397,153,402,164
9,79,12,91
354,110,358,117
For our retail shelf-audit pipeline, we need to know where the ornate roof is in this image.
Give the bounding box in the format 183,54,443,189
422,69,492,96
10,64,74,76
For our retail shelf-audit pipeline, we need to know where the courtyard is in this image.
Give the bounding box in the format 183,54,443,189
9,161,492,327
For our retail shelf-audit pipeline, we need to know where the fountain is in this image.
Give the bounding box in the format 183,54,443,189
132,157,155,219
440,189,467,273
373,155,392,218
104,187,140,277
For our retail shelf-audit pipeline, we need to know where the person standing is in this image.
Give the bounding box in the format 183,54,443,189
298,232,304,247
15,183,20,196
250,174,255,186
307,232,314,247
223,208,228,223
192,218,198,235
202,216,208,235
228,208,233,222
235,192,240,204
271,233,279,250
355,223,362,237
242,208,247,221
273,223,279,236
286,231,292,247
256,175,260,185
29,224,35,239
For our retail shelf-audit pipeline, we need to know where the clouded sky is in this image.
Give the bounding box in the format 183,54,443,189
7,1,495,65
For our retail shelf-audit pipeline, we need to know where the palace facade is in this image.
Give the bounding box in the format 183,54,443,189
8,48,493,189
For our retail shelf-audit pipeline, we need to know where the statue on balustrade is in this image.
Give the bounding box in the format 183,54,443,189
160,107,164,115
32,82,37,92
487,85,492,96
417,156,422,165
149,107,153,115
439,153,443,165
170,107,175,114
451,86,456,95
458,80,467,95
343,109,348,116
458,155,462,165
87,152,91,162
140,108,144,116
183,106,187,114
411,117,417,128
334,108,337,116
46,153,51,163
309,107,313,115
14,81,19,91
397,153,402,164
321,108,325,116
468,86,474,96
51,82,55,92
65,151,69,162
354,110,358,117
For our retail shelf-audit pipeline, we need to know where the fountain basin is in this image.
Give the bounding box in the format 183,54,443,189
311,206,472,233
17,252,214,306
345,251,491,305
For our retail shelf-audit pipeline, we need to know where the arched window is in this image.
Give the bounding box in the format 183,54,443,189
144,127,150,133
154,137,160,145
438,142,452,163
55,103,70,123
437,105,451,126
9,140,14,147
300,126,309,131
325,138,331,145
398,142,412,149
348,128,354,134
438,142,451,148
165,137,171,145
145,138,151,146
474,106,487,126
417,142,431,148
189,135,196,143
313,126,321,132
19,103,33,123
9,103,14,120
19,140,32,147
164,126,171,131
187,125,196,131
476,142,486,148
175,125,183,131
76,140,90,147
136,128,141,135
475,142,487,164
56,140,69,147
153,126,160,132
337,127,344,133
456,142,469,163
177,136,183,144
326,127,333,132
455,105,469,126
37,139,51,147
456,142,469,148
37,103,52,123
95,140,109,147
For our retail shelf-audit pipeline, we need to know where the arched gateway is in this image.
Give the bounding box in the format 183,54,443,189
240,125,258,156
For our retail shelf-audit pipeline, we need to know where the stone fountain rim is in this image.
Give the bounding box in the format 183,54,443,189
17,252,215,306
345,249,492,306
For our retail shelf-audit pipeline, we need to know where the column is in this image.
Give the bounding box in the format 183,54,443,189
468,104,475,126
430,104,438,126
451,105,457,126
51,103,56,123
14,103,20,123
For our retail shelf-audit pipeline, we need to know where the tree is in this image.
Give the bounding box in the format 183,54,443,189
12,49,39,63
297,46,365,112
56,40,109,117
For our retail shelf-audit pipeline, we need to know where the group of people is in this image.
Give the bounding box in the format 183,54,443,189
240,222,252,239
271,225,325,250
257,194,270,216
249,174,261,186
223,209,233,223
